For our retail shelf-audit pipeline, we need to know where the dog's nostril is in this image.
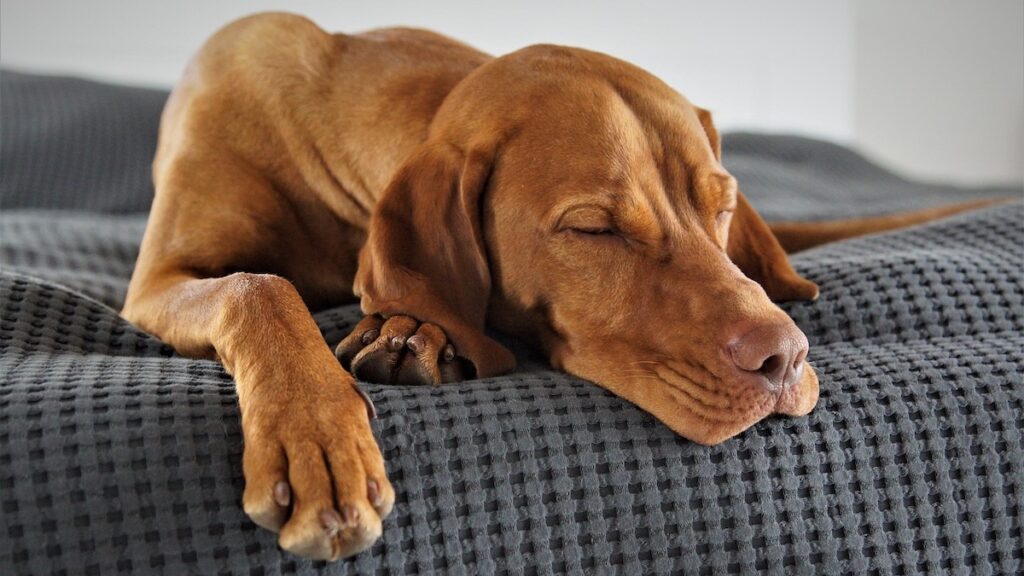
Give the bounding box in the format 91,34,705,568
792,358,805,382
757,354,782,378
755,353,789,386
728,321,809,391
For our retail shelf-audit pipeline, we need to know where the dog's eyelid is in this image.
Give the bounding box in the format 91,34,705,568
554,204,616,233
571,227,616,236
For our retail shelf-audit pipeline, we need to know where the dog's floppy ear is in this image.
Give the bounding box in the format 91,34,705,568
697,107,819,302
727,193,819,302
354,141,516,378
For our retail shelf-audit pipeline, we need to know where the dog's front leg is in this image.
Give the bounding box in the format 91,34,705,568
122,271,394,560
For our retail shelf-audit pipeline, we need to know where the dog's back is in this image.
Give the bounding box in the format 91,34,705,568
132,13,491,310
163,13,489,218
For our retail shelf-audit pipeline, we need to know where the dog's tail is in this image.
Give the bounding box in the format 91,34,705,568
768,197,1012,253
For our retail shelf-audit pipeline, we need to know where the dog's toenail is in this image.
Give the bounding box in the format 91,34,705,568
340,504,359,526
320,509,342,536
443,344,456,363
361,329,379,345
388,336,405,351
274,481,291,507
407,335,425,353
353,384,377,420
367,479,381,506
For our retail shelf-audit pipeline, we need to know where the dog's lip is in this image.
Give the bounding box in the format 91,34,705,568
654,363,776,427
565,354,816,445
772,361,819,416
649,359,817,443
658,356,816,415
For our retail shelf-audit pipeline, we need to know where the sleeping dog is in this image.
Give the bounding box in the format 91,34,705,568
122,13,991,560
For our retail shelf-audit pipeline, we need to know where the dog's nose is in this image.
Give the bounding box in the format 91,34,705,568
727,322,809,391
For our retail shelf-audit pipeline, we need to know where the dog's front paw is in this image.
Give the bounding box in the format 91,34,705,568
335,314,469,385
239,368,395,561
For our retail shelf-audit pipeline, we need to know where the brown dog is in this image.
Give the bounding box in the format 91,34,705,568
122,12,991,560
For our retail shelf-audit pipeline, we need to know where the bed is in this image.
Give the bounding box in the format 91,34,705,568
1,70,1021,575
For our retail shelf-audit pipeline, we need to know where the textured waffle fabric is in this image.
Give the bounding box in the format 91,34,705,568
1,70,1022,575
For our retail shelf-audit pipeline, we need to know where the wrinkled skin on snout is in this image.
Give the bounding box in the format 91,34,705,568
357,45,820,445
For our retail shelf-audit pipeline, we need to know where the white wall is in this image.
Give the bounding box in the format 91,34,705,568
0,1,854,139
854,0,1023,185
1,1,1020,185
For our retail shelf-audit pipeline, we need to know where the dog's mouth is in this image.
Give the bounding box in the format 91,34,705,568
563,355,819,445
653,361,817,442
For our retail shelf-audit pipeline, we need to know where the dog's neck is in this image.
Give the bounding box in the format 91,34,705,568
300,35,491,227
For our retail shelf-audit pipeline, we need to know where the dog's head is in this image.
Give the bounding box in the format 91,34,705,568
356,45,820,444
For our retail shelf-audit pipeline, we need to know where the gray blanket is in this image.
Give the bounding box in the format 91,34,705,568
1,70,1022,575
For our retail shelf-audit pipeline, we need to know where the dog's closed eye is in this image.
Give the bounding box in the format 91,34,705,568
572,226,615,236
556,205,617,236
